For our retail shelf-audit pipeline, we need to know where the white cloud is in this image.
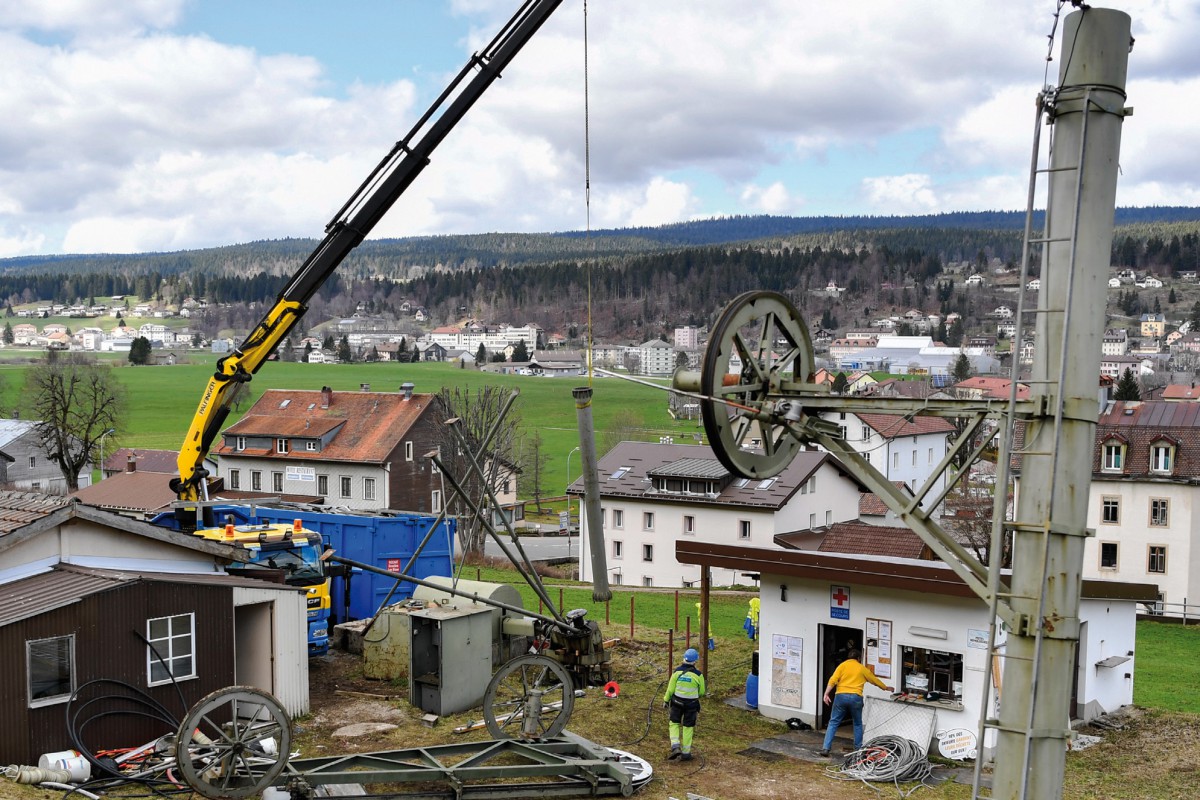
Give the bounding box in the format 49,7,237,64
862,174,939,215
741,182,794,215
2,1,1200,254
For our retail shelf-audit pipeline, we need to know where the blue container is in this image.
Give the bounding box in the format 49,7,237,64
745,673,759,708
153,506,455,623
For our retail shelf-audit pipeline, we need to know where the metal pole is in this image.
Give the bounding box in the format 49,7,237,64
994,10,1131,800
700,568,711,678
574,386,612,601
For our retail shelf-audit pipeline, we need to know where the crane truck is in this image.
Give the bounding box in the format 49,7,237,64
169,0,566,530
160,1,566,654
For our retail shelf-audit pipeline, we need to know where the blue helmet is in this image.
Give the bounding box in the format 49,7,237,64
683,648,700,664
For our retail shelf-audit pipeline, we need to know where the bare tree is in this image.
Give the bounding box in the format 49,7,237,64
519,429,547,515
28,353,125,492
942,471,1011,568
434,386,521,553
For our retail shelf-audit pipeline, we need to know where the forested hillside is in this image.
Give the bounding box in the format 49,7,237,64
1,210,1199,341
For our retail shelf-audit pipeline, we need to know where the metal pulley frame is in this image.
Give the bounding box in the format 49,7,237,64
172,688,650,800
675,290,1039,624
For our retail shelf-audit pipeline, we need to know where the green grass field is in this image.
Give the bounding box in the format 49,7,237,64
0,355,700,482
1133,620,1200,713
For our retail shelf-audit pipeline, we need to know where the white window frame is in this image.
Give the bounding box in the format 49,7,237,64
643,512,655,530
27,635,75,707
276,438,289,454
146,613,196,686
405,441,414,461
612,509,624,529
236,436,246,452
642,544,654,562
612,540,623,559
340,476,352,498
1151,444,1173,473
251,471,262,491
317,475,328,495
1101,496,1119,525
229,469,240,490
432,489,442,513
1102,442,1124,471
364,477,376,501
1150,497,1169,527
738,519,751,540
305,441,318,452
1147,545,1167,574
272,471,283,493
683,515,695,535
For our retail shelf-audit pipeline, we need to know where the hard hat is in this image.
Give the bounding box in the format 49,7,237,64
684,648,700,664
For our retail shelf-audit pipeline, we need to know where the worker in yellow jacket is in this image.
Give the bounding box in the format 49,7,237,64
663,648,706,761
819,648,893,755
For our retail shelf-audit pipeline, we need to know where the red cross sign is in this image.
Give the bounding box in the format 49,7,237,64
830,585,850,619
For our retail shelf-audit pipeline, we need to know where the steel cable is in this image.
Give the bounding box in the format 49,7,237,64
825,734,935,798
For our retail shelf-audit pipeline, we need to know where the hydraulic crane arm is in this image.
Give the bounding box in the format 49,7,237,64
172,0,565,521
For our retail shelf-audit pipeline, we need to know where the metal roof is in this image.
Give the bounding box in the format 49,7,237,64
0,418,37,449
648,458,730,480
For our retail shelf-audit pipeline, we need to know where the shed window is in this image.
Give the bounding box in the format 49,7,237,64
27,635,74,707
900,645,964,700
147,613,196,685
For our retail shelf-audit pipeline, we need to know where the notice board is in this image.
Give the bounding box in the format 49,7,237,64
770,633,804,709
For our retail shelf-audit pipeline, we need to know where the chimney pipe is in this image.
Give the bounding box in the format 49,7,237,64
361,383,370,392
320,386,332,408
401,382,414,400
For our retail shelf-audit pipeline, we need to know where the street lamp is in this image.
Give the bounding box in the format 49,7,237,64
97,428,116,482
565,446,580,558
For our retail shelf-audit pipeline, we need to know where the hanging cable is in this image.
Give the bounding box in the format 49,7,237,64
583,0,595,386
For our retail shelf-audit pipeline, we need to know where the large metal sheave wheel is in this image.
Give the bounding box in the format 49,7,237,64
174,686,292,799
483,654,575,740
701,290,816,479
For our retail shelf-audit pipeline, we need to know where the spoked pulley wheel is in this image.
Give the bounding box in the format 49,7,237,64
483,654,575,740
701,290,816,478
174,686,292,799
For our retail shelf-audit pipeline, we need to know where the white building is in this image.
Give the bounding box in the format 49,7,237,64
1034,400,1200,612
569,442,865,588
816,411,956,506
674,326,702,349
637,339,676,376
677,538,1153,756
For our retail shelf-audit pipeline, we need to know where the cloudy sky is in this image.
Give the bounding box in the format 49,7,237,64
0,0,1195,257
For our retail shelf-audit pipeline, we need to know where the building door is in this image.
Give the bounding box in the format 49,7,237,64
817,623,862,730
234,602,274,694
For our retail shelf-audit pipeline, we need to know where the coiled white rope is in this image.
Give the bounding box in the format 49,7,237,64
824,735,935,798
4,764,73,784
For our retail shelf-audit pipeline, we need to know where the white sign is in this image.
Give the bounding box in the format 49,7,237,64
559,511,570,532
286,466,315,482
967,628,990,650
936,728,978,760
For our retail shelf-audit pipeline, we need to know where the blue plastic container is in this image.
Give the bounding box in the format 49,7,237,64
745,673,759,708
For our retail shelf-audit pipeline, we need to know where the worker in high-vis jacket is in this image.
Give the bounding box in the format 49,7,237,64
663,648,706,761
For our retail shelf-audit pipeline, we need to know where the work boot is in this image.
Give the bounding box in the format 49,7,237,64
817,749,830,757
668,746,681,760
680,752,693,762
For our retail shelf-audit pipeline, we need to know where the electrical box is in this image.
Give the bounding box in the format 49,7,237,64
409,605,494,716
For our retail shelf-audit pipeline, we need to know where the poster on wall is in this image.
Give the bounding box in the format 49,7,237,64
770,633,804,709
864,617,893,679
830,585,851,619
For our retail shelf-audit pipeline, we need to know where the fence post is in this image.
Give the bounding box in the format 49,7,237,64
606,598,610,625
674,590,679,630
476,567,481,581
668,629,674,674
1184,597,1189,626
686,615,692,649
559,586,564,612
630,595,636,641
539,597,543,616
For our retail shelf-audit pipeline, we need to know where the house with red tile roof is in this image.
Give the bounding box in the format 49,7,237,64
211,385,444,513
816,411,957,510
1029,400,1200,613
567,441,868,589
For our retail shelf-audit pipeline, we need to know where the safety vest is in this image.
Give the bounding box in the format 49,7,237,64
665,664,706,701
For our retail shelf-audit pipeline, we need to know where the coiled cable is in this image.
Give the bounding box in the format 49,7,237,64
825,734,935,798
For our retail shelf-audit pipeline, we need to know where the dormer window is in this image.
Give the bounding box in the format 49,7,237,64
1150,442,1175,474
276,438,289,454
1102,440,1125,472
236,436,246,452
